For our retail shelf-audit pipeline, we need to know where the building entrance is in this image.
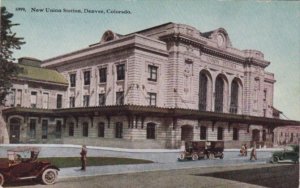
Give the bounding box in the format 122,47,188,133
9,118,21,143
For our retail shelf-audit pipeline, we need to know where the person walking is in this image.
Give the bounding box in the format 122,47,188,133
80,145,87,171
250,144,257,160
244,144,248,156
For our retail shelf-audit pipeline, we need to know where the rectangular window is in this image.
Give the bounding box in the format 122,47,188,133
148,65,158,81
69,123,74,136
148,92,157,106
29,119,36,139
200,126,207,140
42,120,48,139
263,89,267,101
30,91,37,108
16,89,22,107
115,122,123,138
116,64,125,80
69,97,75,108
56,121,62,138
217,127,223,140
116,92,124,105
70,74,76,87
233,128,239,140
57,94,62,109
98,122,105,137
83,95,90,107
10,89,16,107
42,93,49,109
99,68,107,83
99,94,106,106
84,71,90,85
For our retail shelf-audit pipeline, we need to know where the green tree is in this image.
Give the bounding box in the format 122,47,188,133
0,7,25,105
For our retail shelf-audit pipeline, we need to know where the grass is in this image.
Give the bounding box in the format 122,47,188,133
0,157,153,168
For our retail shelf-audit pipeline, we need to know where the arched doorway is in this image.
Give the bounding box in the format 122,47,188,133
181,125,193,141
252,129,260,142
9,118,21,143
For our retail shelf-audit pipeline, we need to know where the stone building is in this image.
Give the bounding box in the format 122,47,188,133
274,126,300,146
1,23,299,148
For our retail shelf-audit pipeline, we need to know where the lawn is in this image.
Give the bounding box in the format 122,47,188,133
0,157,153,168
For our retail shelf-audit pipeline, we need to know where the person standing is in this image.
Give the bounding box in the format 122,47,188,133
80,145,87,171
250,144,257,160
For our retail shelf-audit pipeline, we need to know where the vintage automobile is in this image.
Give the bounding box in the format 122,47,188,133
178,141,224,161
0,147,59,186
271,145,299,164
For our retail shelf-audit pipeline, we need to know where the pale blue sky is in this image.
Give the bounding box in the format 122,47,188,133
2,0,300,120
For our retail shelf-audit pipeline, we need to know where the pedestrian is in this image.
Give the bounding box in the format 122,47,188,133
250,144,257,160
244,144,248,156
240,144,245,156
80,145,87,171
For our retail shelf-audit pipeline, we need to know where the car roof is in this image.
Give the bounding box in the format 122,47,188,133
7,147,40,152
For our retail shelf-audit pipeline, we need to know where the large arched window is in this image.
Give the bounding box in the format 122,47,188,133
82,122,89,137
215,76,224,112
98,122,105,137
230,79,239,114
199,72,208,111
146,123,156,139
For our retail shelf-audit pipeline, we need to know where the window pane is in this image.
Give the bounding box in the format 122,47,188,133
57,94,62,108
69,123,74,136
199,73,207,111
99,68,107,83
116,92,124,105
148,65,158,81
215,76,224,112
200,126,207,140
217,127,223,140
146,123,155,139
99,94,106,106
42,120,48,139
83,95,90,107
230,80,239,114
29,119,36,139
84,71,90,85
115,122,123,138
31,92,37,108
70,74,76,87
117,64,125,80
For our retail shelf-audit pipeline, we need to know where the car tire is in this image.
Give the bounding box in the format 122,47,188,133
191,153,198,161
272,156,279,163
179,153,185,160
0,173,4,186
41,168,58,185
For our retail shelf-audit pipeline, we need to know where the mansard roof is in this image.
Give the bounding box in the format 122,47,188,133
16,64,68,85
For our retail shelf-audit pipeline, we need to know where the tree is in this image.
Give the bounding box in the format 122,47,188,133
0,7,25,105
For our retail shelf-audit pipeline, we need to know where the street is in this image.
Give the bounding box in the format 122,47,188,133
5,164,298,188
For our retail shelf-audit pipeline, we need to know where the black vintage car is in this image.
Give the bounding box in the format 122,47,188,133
271,145,299,164
178,141,224,161
0,147,59,186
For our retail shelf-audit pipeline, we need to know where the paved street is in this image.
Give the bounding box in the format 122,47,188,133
4,164,299,188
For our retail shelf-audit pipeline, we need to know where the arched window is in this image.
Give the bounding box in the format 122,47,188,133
115,122,123,138
217,127,223,140
199,72,208,111
146,123,156,139
233,128,239,140
230,80,239,114
82,122,89,137
215,76,224,112
98,122,105,137
200,126,207,140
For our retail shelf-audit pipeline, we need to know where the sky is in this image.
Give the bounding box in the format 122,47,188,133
2,0,300,120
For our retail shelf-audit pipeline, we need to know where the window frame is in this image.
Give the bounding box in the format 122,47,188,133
115,122,123,138
83,70,91,85
41,119,48,139
148,65,158,82
99,94,106,106
146,123,156,139
70,73,76,87
99,67,107,83
69,123,74,137
57,94,62,109
148,92,157,106
98,122,105,137
233,127,239,141
69,96,75,108
83,95,90,107
116,92,124,105
82,122,89,137
116,64,125,81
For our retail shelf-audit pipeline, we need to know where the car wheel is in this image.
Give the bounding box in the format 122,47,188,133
0,173,4,186
191,153,198,161
41,168,58,185
272,156,279,163
179,153,185,160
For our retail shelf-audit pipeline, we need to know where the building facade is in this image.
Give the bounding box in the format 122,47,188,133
1,23,299,148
